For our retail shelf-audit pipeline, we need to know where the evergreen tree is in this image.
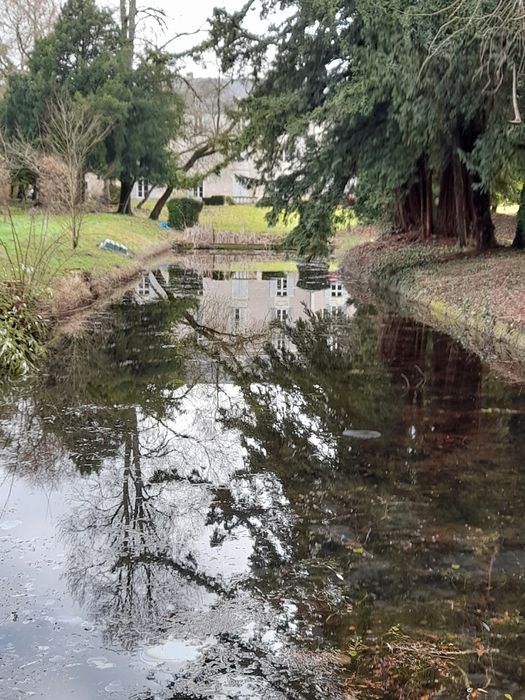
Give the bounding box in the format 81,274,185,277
207,0,519,255
1,0,182,214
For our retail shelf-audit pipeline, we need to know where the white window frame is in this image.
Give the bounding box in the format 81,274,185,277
276,278,288,297
137,179,148,198
330,282,343,298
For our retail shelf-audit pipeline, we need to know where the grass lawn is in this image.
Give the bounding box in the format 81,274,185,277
0,203,364,285
200,205,296,234
133,200,358,236
0,211,172,279
134,200,297,235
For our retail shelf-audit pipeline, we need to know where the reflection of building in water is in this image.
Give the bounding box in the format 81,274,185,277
127,263,354,352
201,269,352,332
127,266,204,304
131,270,170,302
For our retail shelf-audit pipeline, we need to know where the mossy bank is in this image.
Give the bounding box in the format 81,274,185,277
342,226,525,376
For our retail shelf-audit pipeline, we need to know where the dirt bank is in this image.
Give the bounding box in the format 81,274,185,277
45,237,177,329
342,216,525,377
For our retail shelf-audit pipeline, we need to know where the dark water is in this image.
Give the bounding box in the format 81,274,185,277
1,253,525,700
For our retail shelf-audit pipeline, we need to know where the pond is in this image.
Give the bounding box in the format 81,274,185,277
0,252,524,699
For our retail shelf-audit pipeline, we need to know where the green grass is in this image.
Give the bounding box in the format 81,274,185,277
228,260,341,272
134,200,296,235
134,200,358,236
0,203,363,286
200,205,296,234
0,211,172,279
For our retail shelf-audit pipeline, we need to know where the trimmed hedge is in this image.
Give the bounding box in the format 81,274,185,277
202,195,225,206
167,198,203,229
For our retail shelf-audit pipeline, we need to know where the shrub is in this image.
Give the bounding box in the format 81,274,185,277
37,154,70,213
0,214,59,376
225,196,235,205
202,195,226,206
0,288,48,376
108,182,120,205
0,156,11,208
167,198,203,230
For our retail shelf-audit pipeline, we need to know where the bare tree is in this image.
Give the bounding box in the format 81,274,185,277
0,0,59,78
44,96,111,248
149,74,240,220
119,0,137,68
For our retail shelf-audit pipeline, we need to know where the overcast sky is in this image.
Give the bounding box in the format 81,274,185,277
107,0,264,75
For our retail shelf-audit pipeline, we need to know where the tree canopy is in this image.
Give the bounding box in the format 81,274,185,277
1,0,182,214
207,0,525,255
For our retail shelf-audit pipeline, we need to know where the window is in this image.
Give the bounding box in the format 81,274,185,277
233,308,242,328
137,274,150,296
330,282,343,298
276,308,289,323
137,179,148,198
273,331,287,352
192,184,204,198
276,278,288,297
323,306,343,319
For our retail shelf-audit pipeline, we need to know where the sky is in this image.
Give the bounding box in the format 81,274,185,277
109,0,265,76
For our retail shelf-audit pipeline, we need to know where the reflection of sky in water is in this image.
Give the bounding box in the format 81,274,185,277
0,373,296,698
2,255,525,698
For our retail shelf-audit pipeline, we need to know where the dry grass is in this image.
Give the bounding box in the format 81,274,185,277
172,225,287,248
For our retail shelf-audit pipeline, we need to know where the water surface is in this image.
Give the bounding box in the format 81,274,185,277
1,253,524,699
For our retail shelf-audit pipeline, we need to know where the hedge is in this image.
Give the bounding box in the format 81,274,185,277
202,195,225,206
167,198,203,229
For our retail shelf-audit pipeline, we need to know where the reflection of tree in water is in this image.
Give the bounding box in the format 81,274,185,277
204,308,525,696
296,262,330,291
62,404,235,650
3,269,525,697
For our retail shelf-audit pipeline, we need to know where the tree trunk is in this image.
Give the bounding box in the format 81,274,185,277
471,183,495,251
395,181,421,233
512,183,525,249
453,154,469,247
394,157,434,238
435,159,458,238
150,185,173,221
117,178,134,215
418,157,433,240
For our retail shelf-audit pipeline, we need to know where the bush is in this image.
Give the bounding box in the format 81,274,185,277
167,198,203,230
37,155,70,213
0,289,48,376
225,196,235,205
202,195,225,206
108,182,120,205
0,156,11,208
